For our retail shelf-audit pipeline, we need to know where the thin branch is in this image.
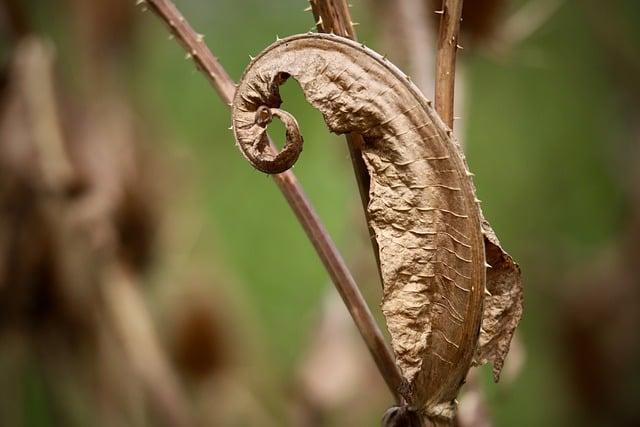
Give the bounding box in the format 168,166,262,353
309,0,356,39
141,0,403,404
307,0,384,278
140,0,235,101
434,0,464,128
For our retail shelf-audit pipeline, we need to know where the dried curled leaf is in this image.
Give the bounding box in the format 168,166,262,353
231,33,522,421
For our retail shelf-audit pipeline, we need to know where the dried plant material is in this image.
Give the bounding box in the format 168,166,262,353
473,221,523,381
0,31,188,427
230,33,520,422
372,1,523,388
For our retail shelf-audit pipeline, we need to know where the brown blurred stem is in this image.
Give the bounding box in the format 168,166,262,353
142,0,403,404
0,0,31,39
435,0,464,128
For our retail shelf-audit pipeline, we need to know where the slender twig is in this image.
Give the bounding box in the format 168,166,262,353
434,4,500,427
434,0,464,128
307,0,384,277
308,0,356,39
141,0,403,404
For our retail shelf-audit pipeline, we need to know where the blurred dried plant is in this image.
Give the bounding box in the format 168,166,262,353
0,1,193,425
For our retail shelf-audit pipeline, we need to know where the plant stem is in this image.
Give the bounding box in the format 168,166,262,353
308,0,384,276
435,0,464,128
434,3,465,427
141,0,403,404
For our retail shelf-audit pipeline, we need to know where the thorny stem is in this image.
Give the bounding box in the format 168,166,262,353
308,0,416,419
307,0,384,277
434,0,464,128
141,0,403,405
434,4,491,427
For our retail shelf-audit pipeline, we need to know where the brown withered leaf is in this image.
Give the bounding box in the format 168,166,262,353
231,33,523,422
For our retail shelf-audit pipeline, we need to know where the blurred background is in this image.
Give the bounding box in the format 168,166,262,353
1,0,638,426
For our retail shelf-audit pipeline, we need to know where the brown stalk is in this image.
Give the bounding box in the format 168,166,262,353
434,0,464,128
141,0,403,404
433,4,494,427
307,0,383,275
